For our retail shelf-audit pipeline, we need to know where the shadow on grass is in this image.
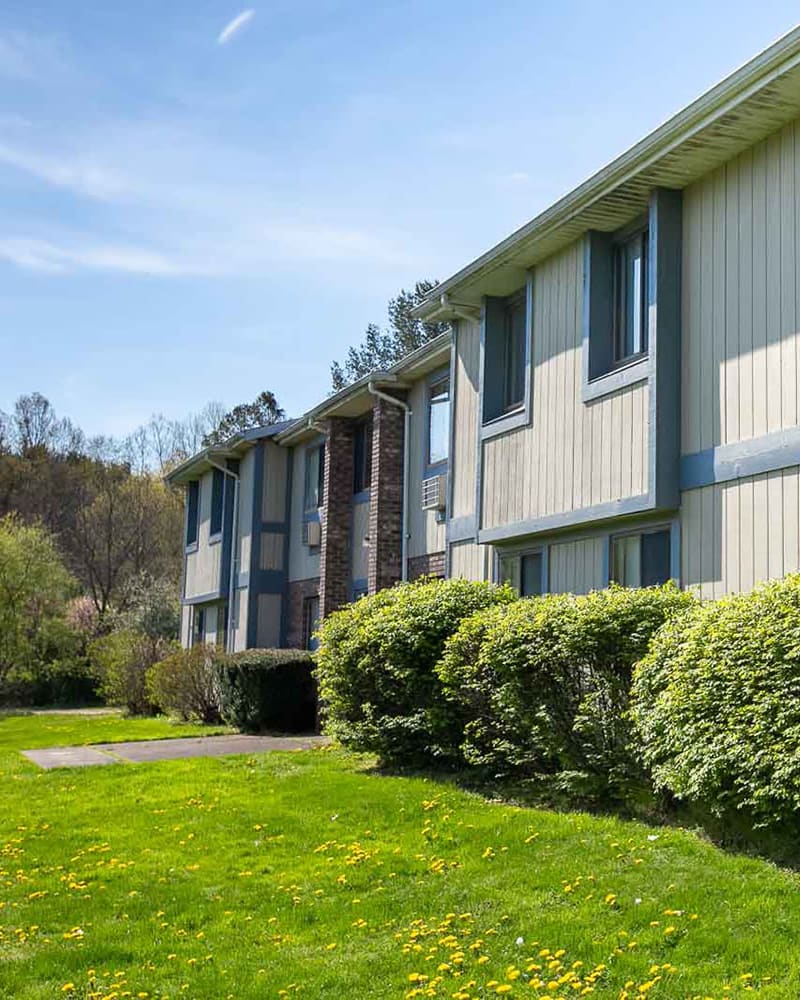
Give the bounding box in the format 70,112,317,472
363,758,800,872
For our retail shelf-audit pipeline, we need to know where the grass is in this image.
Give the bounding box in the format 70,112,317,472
0,711,232,750
2,714,800,1000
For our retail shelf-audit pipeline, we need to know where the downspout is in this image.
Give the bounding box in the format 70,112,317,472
367,382,411,582
207,458,240,653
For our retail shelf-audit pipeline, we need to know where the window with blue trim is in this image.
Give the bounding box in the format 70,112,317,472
210,468,224,536
611,528,670,587
427,374,450,466
483,289,527,423
498,548,544,597
185,480,199,547
353,420,372,494
304,443,325,512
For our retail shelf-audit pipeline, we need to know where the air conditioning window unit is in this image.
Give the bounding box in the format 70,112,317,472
421,474,447,511
303,519,322,547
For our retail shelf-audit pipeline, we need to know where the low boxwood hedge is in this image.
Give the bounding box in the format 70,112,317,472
215,648,317,733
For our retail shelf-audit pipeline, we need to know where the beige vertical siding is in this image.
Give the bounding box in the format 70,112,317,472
548,537,607,594
236,449,254,584
449,540,490,581
407,376,447,559
262,443,288,522
180,606,191,646
184,470,222,598
351,500,370,583
256,593,282,648
480,241,649,530
288,443,321,582
260,532,284,571
681,465,800,598
682,120,800,455
451,320,480,521
231,588,248,652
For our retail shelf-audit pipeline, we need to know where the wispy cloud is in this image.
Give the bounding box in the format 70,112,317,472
217,9,255,45
0,29,69,82
0,238,189,276
0,142,129,201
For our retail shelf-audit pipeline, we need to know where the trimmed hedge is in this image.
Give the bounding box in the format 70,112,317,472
315,577,516,765
215,648,317,733
631,574,800,826
438,584,695,794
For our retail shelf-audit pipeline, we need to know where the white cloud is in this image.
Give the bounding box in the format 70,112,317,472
0,238,188,276
0,30,69,83
217,9,255,45
0,142,129,201
500,171,531,184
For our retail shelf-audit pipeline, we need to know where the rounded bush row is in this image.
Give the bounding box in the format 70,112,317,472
317,573,800,826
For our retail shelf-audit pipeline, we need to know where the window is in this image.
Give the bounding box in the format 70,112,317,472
302,595,321,651
191,606,205,647
613,229,648,363
210,468,224,537
483,288,529,424
498,549,544,597
304,443,325,512
186,480,200,547
353,420,373,494
611,528,671,588
427,374,450,467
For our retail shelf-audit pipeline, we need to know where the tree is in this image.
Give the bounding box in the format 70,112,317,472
202,391,285,446
0,514,76,688
330,280,448,391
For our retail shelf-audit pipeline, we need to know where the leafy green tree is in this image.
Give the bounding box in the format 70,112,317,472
330,280,448,391
0,514,76,689
202,391,285,446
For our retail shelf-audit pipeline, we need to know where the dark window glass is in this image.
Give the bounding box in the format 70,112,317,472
192,607,205,646
613,229,648,362
641,529,671,587
504,295,527,411
428,375,450,466
353,421,373,494
186,480,200,546
210,469,224,536
521,552,543,597
304,444,325,511
303,595,321,651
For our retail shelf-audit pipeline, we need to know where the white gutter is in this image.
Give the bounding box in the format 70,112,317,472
207,458,240,653
368,382,412,582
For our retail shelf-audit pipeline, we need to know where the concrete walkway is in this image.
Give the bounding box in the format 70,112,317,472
22,734,328,770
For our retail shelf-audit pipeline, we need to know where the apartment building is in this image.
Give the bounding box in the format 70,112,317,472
167,335,450,650
172,28,800,650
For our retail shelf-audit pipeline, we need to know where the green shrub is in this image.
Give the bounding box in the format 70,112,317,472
315,577,517,765
146,644,222,723
89,630,175,714
215,648,316,733
631,574,800,826
438,584,695,795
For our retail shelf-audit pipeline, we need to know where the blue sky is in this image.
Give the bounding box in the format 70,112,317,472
2,2,800,436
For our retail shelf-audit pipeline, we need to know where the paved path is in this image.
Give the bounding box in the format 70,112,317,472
22,734,328,770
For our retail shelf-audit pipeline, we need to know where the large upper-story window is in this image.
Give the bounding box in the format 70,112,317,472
427,373,450,467
304,443,325,512
613,228,648,363
210,468,224,537
185,480,200,547
482,284,530,429
353,420,372,494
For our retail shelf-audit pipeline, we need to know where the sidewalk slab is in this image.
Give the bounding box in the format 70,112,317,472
22,746,117,769
22,734,328,769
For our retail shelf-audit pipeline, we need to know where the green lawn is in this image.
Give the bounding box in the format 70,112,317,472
1,714,799,1000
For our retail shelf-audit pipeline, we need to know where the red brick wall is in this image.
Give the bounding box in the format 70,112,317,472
368,393,406,594
285,578,320,649
319,418,354,619
408,551,446,581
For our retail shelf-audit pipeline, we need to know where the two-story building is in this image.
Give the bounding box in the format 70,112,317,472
414,26,800,603
167,334,451,650
172,27,800,650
